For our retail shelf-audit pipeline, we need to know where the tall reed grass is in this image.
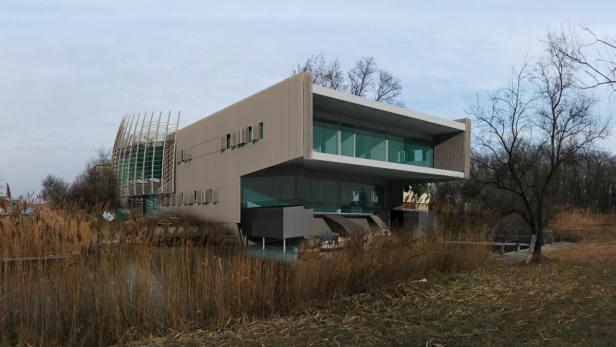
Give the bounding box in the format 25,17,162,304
549,208,616,241
0,205,489,346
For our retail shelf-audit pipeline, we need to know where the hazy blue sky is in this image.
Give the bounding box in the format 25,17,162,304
1,1,615,196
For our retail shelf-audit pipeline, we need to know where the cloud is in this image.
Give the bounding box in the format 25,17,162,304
1,0,615,195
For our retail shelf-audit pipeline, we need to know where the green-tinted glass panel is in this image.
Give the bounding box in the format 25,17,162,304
388,136,405,164
355,127,386,161
313,120,338,154
145,195,159,215
242,176,280,208
340,181,384,214
405,139,433,167
387,134,432,167
242,173,385,214
341,123,355,157
311,178,339,213
241,176,297,208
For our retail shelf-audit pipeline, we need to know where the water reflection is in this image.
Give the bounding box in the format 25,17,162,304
245,241,299,263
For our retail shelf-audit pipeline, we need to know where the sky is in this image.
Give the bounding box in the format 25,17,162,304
1,0,615,196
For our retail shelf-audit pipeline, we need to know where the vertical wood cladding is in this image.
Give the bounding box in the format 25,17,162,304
169,73,309,223
303,74,313,160
433,118,471,177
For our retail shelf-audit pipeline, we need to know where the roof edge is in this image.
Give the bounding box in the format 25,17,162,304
312,84,466,132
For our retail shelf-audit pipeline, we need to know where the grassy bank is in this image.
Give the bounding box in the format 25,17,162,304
136,241,616,346
0,206,488,347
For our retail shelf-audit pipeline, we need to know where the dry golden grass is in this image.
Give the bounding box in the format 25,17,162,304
139,242,616,347
550,209,616,242
549,241,616,261
0,205,490,347
0,205,95,259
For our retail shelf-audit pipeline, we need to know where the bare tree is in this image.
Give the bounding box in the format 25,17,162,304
471,44,611,262
347,56,377,97
294,54,346,91
375,70,402,104
41,175,69,204
548,28,616,92
68,148,117,208
322,59,345,90
556,149,616,212
293,55,404,104
294,54,328,86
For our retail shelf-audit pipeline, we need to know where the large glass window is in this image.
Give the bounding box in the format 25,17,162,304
242,173,384,214
340,182,384,214
313,118,433,168
241,176,297,208
312,178,339,213
388,134,433,167
341,123,355,157
313,120,338,154
355,127,386,161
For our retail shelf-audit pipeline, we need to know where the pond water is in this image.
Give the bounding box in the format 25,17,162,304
245,241,300,263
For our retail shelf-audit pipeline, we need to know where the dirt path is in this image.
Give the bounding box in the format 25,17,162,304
134,242,616,347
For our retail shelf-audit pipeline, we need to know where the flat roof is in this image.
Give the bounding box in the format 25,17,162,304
313,85,466,135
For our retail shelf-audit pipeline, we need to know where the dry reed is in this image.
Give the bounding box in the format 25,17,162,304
550,208,616,241
0,205,489,347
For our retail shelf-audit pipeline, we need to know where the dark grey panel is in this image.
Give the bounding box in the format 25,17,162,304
241,206,313,239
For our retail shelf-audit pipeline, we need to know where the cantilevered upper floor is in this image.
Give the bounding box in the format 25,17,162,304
153,72,470,223
306,84,470,180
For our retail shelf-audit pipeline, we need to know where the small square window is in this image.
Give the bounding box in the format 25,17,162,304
206,188,213,204
212,188,219,204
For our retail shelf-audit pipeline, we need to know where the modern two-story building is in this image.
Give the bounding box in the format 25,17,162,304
112,73,470,241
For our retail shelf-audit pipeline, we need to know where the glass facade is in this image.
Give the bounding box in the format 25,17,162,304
313,120,338,155
117,143,164,183
313,118,433,168
144,195,160,215
355,127,386,161
241,175,297,208
387,134,433,167
242,173,384,214
340,181,384,214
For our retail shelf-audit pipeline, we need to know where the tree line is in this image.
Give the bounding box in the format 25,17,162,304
37,32,614,259
42,149,117,209
434,27,615,262
293,55,403,105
